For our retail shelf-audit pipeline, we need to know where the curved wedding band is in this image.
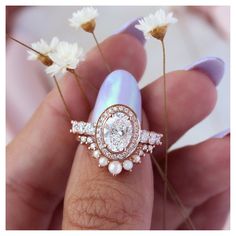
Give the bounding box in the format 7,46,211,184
70,104,163,175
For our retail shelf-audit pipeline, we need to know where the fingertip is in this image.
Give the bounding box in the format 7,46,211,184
77,33,147,88
170,69,218,113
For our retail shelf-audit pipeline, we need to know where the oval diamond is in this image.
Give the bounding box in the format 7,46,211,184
96,104,140,160
103,112,132,152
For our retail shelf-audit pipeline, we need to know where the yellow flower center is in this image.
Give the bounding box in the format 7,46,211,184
81,19,96,33
150,25,168,41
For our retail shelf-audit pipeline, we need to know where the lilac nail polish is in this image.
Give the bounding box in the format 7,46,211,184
211,128,230,138
186,57,225,86
90,70,141,123
113,18,146,45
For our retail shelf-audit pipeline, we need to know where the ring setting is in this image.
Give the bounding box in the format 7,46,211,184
70,104,163,176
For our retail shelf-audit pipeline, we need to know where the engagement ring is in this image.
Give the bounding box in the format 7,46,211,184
70,104,163,175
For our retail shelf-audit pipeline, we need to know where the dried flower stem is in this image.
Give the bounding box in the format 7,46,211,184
91,31,111,73
68,69,98,92
151,154,196,230
53,76,72,121
160,39,169,229
7,34,45,57
8,35,72,122
67,69,91,109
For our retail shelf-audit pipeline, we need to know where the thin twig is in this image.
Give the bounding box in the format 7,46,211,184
68,69,98,92
7,34,45,57
53,76,72,121
8,35,72,122
161,39,169,229
67,69,91,110
151,154,196,230
91,31,111,73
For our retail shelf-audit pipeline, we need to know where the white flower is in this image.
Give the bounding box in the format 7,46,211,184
69,7,98,30
46,41,84,77
27,37,59,60
135,9,177,39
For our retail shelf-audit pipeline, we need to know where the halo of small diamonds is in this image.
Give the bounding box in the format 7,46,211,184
95,104,140,160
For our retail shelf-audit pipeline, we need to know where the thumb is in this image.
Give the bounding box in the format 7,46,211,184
62,70,154,230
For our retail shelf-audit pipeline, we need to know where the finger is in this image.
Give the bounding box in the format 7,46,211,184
6,23,146,229
178,189,230,230
142,68,219,153
63,72,153,230
151,135,230,229
75,36,146,107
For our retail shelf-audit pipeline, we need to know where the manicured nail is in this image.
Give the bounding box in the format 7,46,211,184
211,128,230,138
186,57,225,86
90,70,142,122
113,18,146,45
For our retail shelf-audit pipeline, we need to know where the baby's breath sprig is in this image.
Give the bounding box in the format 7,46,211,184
69,7,111,73
8,35,54,66
135,8,177,40
135,9,195,230
27,37,58,66
7,35,72,121
27,38,90,109
7,35,93,119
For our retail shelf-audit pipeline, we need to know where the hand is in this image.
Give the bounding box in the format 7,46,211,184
6,28,229,230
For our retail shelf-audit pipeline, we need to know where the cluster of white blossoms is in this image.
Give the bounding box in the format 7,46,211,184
45,41,84,76
24,7,178,177
27,37,59,61
28,37,84,77
27,7,101,77
27,7,177,76
135,8,177,40
69,7,99,32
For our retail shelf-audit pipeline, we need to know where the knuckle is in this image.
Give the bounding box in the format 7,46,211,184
64,179,144,229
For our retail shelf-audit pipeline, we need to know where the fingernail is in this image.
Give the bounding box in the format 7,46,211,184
90,69,142,122
113,18,146,45
211,128,230,138
185,57,225,86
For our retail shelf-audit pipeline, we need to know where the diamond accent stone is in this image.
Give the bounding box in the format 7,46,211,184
148,145,154,152
80,136,87,143
156,134,163,145
140,130,150,143
139,150,144,156
149,132,163,145
85,123,95,135
71,121,86,134
86,137,93,144
143,145,148,151
89,143,96,150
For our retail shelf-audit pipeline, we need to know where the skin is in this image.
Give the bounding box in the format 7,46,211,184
6,33,230,230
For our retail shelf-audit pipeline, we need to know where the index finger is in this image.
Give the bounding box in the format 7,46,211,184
6,25,146,229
